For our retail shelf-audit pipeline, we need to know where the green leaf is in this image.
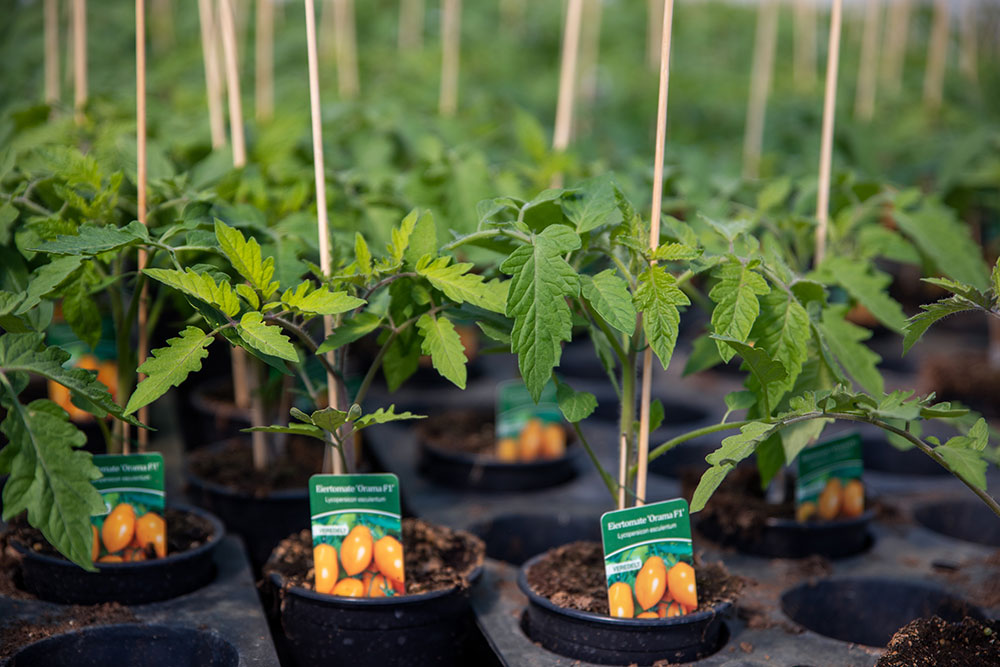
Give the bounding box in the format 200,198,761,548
903,297,980,354
15,257,83,315
382,330,419,392
416,313,467,389
416,256,508,313
818,256,907,333
243,423,325,440
402,210,438,267
683,334,723,375
0,201,18,245
556,381,597,422
634,265,690,369
0,291,24,316
145,268,241,318
0,397,104,571
701,215,751,242
651,243,700,262
317,312,382,354
648,399,665,433
62,280,101,350
214,220,280,297
236,312,297,361
355,405,425,430
355,232,372,276
936,445,988,490
921,277,992,309
476,320,512,345
281,282,365,316
757,177,791,212
992,258,1000,303
561,174,619,233
816,309,884,395
711,335,787,414
691,422,775,511
709,259,770,361
895,202,990,292
499,225,581,401
749,290,809,407
306,407,351,433
756,434,785,489
30,221,149,256
780,418,828,463
581,269,636,335
236,283,260,309
943,418,989,452
125,327,213,415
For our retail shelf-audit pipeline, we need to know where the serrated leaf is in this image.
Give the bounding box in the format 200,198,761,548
30,221,148,255
499,225,581,401
236,312,297,361
756,434,785,488
819,256,907,333
922,277,992,308
476,320,512,345
317,312,382,354
749,290,809,407
903,297,980,354
943,418,989,452
416,313,467,389
691,422,775,511
993,258,1000,303
403,210,437,267
15,257,83,315
895,202,990,292
757,177,791,212
683,334,723,375
936,445,988,490
416,256,508,314
382,329,419,392
307,407,351,433
214,220,279,298
561,174,619,233
236,283,260,309
556,381,597,422
709,260,770,361
60,280,100,351
816,309,884,395
282,282,365,316
355,232,372,276
0,291,24,316
712,335,787,414
701,215,751,242
0,398,104,571
634,265,689,369
145,268,241,318
652,243,700,261
919,401,969,420
781,418,828,463
581,269,636,335
355,405,425,430
125,327,213,415
243,423,326,440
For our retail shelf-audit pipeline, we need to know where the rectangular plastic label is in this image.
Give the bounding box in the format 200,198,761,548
90,453,166,562
795,432,865,521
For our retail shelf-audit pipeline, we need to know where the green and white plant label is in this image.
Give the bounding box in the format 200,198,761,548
90,453,166,562
495,379,566,462
308,473,405,597
600,498,698,619
796,433,865,522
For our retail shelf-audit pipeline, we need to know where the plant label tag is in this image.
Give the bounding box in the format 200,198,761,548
495,379,565,462
308,473,405,597
795,432,865,522
600,498,698,619
90,453,166,563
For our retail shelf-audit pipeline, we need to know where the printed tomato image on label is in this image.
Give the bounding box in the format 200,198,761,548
796,433,865,523
90,453,166,563
494,380,568,463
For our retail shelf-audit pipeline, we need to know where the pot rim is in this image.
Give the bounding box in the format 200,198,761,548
419,437,578,469
267,562,484,607
517,551,733,628
185,465,308,502
762,508,877,530
9,502,225,571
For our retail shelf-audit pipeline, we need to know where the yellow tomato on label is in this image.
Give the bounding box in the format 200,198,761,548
634,556,667,611
332,578,365,597
374,535,405,585
135,512,166,558
368,573,392,598
540,423,566,459
841,479,864,518
123,547,146,562
340,525,373,576
101,503,135,553
518,419,544,461
98,555,123,563
636,611,658,619
608,581,635,618
91,524,100,562
818,478,842,520
314,543,339,595
496,437,519,462
796,501,818,522
667,562,697,610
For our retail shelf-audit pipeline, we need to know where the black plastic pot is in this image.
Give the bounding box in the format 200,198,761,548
516,553,729,665
470,514,601,565
418,440,577,492
12,504,224,605
695,510,875,559
268,567,486,667
6,624,239,667
913,499,1000,547
781,577,983,647
186,469,309,572
178,377,251,450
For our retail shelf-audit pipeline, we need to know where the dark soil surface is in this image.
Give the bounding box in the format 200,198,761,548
0,602,138,659
681,467,793,541
265,518,485,595
920,350,1000,419
188,437,324,496
524,541,745,616
417,410,496,456
877,616,1000,667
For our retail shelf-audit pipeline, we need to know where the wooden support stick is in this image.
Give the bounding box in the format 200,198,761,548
742,0,778,180
923,0,949,114
636,0,674,509
334,0,360,99
815,0,842,267
256,0,275,120
793,0,817,91
959,0,978,85
550,0,583,187
219,0,247,166
72,0,86,122
854,0,882,122
305,0,343,475
398,0,424,51
881,0,910,96
44,0,60,104
646,0,663,70
136,0,149,452
198,0,227,148
439,0,462,117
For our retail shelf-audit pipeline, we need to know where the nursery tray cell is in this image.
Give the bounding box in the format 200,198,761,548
913,498,1000,547
470,513,601,565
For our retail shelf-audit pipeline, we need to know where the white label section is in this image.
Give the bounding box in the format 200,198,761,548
314,524,349,537
605,558,643,578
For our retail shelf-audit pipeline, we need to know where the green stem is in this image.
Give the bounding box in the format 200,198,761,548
267,316,341,383
442,227,531,252
571,422,618,504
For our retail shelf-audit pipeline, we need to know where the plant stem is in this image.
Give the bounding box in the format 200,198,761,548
617,340,637,509
571,421,618,503
442,227,531,252
267,316,341,381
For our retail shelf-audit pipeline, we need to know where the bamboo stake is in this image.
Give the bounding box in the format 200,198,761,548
135,0,149,452
333,0,360,99
550,0,583,187
793,0,817,91
256,0,275,120
305,0,343,475
617,433,627,509
219,0,247,166
72,0,86,122
646,0,663,70
44,0,60,104
959,0,978,86
854,0,882,122
635,0,674,509
439,0,462,117
881,0,910,96
923,0,949,114
398,0,424,51
742,0,778,180
814,0,843,267
198,0,227,148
